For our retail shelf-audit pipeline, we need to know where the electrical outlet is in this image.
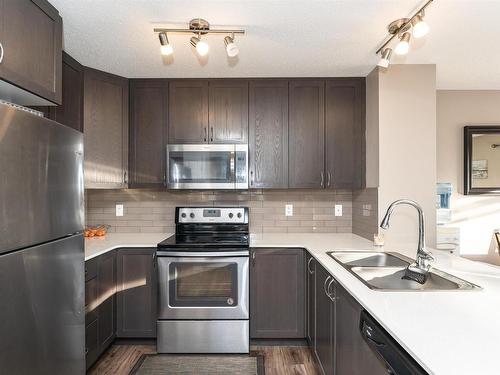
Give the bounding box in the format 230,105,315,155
285,204,293,217
334,204,343,217
115,204,124,217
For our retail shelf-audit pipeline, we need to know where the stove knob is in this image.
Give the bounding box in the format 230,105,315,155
189,213,195,219
237,212,242,218
228,213,234,219
181,213,186,218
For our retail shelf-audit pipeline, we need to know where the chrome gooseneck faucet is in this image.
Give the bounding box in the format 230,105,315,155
380,199,434,272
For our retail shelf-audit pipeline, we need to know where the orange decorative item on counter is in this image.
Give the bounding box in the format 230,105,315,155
84,225,110,237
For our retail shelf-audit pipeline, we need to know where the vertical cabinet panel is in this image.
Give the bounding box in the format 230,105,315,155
84,68,128,188
0,0,62,103
325,79,365,189
315,262,334,375
248,80,288,188
289,80,325,188
250,248,305,338
335,285,388,375
209,80,248,144
306,253,316,348
97,251,116,354
168,80,208,144
129,80,168,187
116,248,157,338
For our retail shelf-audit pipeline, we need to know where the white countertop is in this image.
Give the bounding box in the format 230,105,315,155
85,232,500,375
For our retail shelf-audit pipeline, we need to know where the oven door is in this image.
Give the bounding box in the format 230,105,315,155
157,252,249,320
166,144,248,189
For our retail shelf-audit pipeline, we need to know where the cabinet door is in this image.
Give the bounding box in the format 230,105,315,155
315,263,334,375
209,80,248,144
250,248,305,338
85,319,99,370
97,250,116,354
52,52,84,131
84,67,129,188
0,0,62,104
116,248,157,338
306,253,316,348
289,80,325,188
248,80,288,188
168,80,208,144
325,79,365,189
335,285,388,375
129,79,168,187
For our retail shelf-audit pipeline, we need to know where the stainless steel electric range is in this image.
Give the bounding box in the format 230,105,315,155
156,207,249,354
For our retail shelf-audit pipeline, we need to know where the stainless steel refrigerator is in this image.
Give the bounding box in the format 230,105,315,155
0,102,85,374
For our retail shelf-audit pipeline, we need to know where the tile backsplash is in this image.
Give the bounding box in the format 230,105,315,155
86,189,353,234
352,188,378,241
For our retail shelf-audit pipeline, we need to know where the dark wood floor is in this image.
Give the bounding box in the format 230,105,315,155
88,344,322,375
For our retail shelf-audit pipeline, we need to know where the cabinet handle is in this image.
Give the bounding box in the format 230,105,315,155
210,127,214,142
327,172,331,188
327,278,336,301
124,171,128,184
152,252,156,268
85,348,89,355
0,42,4,64
323,275,331,296
250,170,254,187
320,172,324,188
163,171,167,186
204,127,207,142
251,251,256,267
307,257,314,274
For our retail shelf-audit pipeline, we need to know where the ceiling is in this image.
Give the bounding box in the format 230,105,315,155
49,0,500,89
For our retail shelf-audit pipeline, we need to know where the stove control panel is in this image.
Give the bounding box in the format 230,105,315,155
177,207,248,224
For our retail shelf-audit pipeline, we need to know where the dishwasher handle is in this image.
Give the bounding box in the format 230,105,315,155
359,310,429,375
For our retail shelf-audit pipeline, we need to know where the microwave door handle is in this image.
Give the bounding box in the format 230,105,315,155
230,151,236,183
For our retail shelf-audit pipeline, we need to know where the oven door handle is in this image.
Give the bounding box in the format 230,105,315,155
156,250,250,257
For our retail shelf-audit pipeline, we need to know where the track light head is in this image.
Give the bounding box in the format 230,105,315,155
411,14,429,38
395,32,411,55
190,36,209,56
377,48,392,69
159,32,173,56
224,36,239,57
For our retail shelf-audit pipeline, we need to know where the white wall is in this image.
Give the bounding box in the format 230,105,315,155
366,65,437,250
437,90,500,263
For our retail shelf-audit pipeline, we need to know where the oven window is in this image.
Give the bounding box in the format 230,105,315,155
168,151,234,184
169,262,238,307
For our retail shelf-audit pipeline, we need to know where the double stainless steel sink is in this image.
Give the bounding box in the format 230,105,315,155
328,251,481,291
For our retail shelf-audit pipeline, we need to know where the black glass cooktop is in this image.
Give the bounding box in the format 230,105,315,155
157,234,249,249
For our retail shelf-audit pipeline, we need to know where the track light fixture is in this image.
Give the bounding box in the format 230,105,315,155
375,0,433,68
158,32,173,56
190,35,209,56
377,48,393,68
224,35,239,57
154,19,245,59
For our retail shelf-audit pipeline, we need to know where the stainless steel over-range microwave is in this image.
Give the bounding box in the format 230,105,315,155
166,144,248,189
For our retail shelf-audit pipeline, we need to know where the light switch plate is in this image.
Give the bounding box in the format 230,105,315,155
116,204,124,217
334,204,343,217
285,204,293,217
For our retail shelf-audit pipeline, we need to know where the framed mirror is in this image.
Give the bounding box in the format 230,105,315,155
464,126,500,194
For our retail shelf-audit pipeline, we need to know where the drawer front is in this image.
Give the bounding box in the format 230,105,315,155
85,277,98,326
85,319,99,370
85,258,98,281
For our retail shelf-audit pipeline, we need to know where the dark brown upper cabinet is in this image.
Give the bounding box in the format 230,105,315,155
168,80,208,144
129,79,168,188
0,0,62,104
209,80,248,144
289,80,325,188
325,79,366,189
250,248,305,339
248,80,288,188
84,67,129,188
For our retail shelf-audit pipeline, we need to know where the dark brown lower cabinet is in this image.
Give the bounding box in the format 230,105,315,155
306,253,316,347
85,319,99,370
250,248,305,338
97,250,117,353
116,248,157,338
315,262,335,375
335,284,388,375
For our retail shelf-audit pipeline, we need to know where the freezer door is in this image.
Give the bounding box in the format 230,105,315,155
0,103,84,254
0,234,85,375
